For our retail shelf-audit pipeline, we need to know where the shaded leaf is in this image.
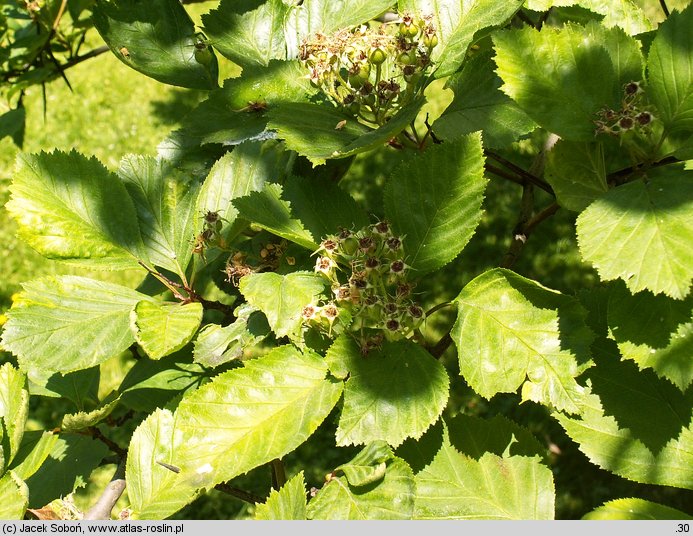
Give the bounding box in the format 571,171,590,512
333,338,449,448
233,183,317,249
545,141,609,212
8,431,59,481
25,434,109,508
0,106,25,147
255,471,307,520
608,282,693,390
576,170,693,299
24,368,100,409
451,269,593,413
93,0,218,89
555,350,693,489
526,0,652,35
433,50,536,148
384,133,486,274
6,150,145,269
1,276,153,374
307,454,415,520
267,99,423,166
118,155,201,277
239,271,325,338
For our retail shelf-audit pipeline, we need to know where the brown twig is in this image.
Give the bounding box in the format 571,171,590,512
430,332,453,358
484,150,554,195
215,483,264,505
607,155,680,185
86,427,127,458
270,459,287,490
659,0,670,17
83,461,126,520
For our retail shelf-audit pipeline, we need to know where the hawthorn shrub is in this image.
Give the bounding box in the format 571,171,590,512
0,0,692,521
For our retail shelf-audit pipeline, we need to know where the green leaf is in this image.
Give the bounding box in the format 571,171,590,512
493,24,621,141
129,346,342,519
526,0,652,35
307,455,415,520
583,498,693,520
204,0,394,66
398,0,524,78
61,396,120,432
202,0,289,67
25,433,109,508
283,175,370,243
0,363,29,472
24,368,100,409
6,150,146,270
197,142,286,242
118,155,201,277
647,4,693,139
0,106,25,147
131,301,203,360
126,408,200,520
233,183,317,249
545,141,609,212
1,276,153,374
446,414,547,461
0,472,28,520
608,282,693,391
451,268,593,413
332,337,449,448
555,351,693,489
193,310,270,368
119,352,206,413
576,170,693,299
433,50,536,148
93,0,218,89
180,61,316,147
413,438,555,519
384,133,486,274
267,99,423,166
255,471,307,520
8,431,59,481
334,440,393,487
239,271,325,338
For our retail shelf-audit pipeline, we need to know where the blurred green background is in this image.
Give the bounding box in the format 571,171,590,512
1,0,691,521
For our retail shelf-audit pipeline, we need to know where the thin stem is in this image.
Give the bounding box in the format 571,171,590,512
485,164,526,188
215,483,263,505
429,332,452,358
607,155,680,185
425,301,453,318
484,150,554,195
270,459,287,490
659,0,670,17
85,427,127,458
501,183,535,269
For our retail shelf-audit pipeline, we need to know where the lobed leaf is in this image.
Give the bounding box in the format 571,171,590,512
399,0,524,78
239,272,326,338
1,276,154,374
131,302,203,360
331,337,450,448
6,150,146,270
555,350,693,489
255,471,308,520
93,0,218,89
384,133,486,274
433,50,536,148
413,434,555,519
576,170,693,299
451,269,593,413
607,282,693,391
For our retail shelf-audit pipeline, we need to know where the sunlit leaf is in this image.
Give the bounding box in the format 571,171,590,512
255,471,307,520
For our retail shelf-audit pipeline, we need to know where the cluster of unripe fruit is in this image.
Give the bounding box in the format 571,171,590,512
594,81,654,137
303,221,425,354
299,14,438,125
